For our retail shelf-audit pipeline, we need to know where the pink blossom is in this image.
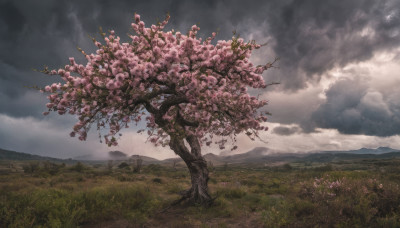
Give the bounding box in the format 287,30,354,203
40,13,271,150
135,14,140,23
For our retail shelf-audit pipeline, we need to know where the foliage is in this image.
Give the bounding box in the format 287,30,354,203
69,162,86,173
118,162,130,169
0,184,159,227
22,161,65,176
40,13,273,150
22,161,40,174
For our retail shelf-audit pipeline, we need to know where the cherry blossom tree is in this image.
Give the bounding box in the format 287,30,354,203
40,13,274,205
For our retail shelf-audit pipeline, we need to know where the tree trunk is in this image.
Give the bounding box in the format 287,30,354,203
169,135,213,206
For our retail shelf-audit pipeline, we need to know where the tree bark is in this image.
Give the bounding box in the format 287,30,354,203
169,135,213,206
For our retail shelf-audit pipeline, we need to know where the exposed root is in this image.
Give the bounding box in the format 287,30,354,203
176,188,214,207
156,188,216,214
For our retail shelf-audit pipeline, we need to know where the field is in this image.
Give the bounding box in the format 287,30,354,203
1,158,400,227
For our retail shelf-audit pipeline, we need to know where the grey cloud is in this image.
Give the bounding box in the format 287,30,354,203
2,0,400,83
263,0,400,90
311,78,400,136
272,126,301,136
262,85,324,133
0,113,106,159
0,1,26,34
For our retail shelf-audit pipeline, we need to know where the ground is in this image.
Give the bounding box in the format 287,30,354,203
1,158,400,227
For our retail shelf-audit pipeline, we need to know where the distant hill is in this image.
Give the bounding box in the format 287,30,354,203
203,153,222,162
0,148,67,162
109,151,128,159
322,147,398,155
299,151,400,163
0,148,162,165
202,147,400,165
2,146,399,165
223,147,270,163
129,154,161,164
73,154,99,160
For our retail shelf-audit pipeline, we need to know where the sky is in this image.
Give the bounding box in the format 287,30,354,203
1,0,400,159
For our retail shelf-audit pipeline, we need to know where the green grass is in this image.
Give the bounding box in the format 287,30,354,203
1,159,400,227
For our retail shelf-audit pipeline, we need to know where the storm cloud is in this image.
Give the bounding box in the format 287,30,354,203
272,125,301,136
311,77,400,136
264,0,400,90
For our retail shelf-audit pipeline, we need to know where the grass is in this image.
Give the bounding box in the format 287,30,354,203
1,159,400,227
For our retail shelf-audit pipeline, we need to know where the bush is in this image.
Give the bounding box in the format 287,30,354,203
152,178,163,184
295,175,400,227
22,161,40,174
42,161,64,175
70,162,86,173
118,162,130,170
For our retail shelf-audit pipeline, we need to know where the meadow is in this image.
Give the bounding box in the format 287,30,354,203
1,158,400,227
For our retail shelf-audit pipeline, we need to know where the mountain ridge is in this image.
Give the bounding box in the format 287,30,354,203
1,147,399,164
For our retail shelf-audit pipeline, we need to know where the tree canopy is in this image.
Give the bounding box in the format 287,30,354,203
41,13,273,151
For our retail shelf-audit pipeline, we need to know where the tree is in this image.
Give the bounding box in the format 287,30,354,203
40,13,274,206
130,155,143,173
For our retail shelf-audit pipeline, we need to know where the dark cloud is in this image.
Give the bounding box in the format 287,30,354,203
263,0,400,90
311,77,400,136
272,126,301,136
0,1,26,34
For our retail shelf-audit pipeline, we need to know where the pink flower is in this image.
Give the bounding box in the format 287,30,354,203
69,57,75,65
40,12,271,151
135,14,140,23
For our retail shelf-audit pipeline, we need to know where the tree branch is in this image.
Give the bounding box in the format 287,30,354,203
186,134,202,158
158,95,188,117
177,109,199,127
128,87,176,114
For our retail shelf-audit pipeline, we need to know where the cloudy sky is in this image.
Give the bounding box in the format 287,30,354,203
1,0,400,159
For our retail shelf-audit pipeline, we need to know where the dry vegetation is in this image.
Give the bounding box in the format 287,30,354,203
1,158,400,227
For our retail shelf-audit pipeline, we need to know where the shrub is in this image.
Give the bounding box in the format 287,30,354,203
22,161,40,174
282,163,293,171
295,175,400,227
152,178,163,184
70,162,86,173
118,162,130,169
42,161,64,175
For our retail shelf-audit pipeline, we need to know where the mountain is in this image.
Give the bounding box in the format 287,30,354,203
203,153,225,165
2,146,399,165
0,148,70,162
322,147,398,155
129,154,161,164
204,153,222,162
73,154,103,160
222,147,269,163
109,151,128,159
300,151,400,163
350,147,396,154
204,146,400,164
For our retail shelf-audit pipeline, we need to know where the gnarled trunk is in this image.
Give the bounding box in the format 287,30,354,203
169,135,212,206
